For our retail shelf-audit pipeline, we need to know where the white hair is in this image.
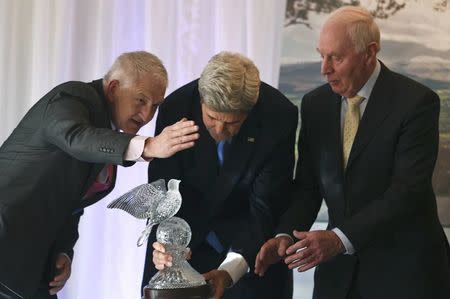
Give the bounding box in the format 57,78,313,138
103,51,168,88
327,6,381,53
198,51,260,113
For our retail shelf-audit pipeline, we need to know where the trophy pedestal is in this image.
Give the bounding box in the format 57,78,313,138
143,284,213,299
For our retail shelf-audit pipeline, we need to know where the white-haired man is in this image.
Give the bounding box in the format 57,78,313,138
0,51,199,299
144,51,298,298
255,6,450,299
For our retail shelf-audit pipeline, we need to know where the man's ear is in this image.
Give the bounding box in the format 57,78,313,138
105,80,119,102
365,42,378,63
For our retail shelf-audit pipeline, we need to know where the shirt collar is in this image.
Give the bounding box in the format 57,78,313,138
354,60,381,100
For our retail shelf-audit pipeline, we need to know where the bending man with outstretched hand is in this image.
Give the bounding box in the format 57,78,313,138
0,51,199,299
144,51,298,299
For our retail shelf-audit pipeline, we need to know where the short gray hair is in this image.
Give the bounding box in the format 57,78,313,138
328,6,380,53
198,51,260,113
103,51,168,88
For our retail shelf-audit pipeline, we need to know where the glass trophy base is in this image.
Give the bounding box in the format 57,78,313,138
143,284,213,299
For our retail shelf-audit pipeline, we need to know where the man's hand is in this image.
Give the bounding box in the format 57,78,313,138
152,242,191,270
254,235,293,276
203,269,232,299
143,118,199,159
284,230,345,272
48,253,71,295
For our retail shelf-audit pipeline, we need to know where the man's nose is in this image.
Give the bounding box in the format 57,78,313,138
321,57,332,75
140,104,156,123
214,122,225,135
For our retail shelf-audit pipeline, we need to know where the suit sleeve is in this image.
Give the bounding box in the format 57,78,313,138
230,106,298,268
340,90,440,251
277,96,323,235
43,210,83,282
42,94,135,165
52,210,83,260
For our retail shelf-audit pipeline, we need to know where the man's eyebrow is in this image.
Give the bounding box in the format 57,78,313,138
138,92,151,101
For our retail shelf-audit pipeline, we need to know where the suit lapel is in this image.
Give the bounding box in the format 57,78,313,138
346,63,393,170
185,100,219,193
210,106,259,207
320,91,345,179
331,93,345,176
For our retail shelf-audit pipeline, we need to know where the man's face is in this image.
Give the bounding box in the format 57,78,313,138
201,104,247,142
106,73,165,134
317,22,372,98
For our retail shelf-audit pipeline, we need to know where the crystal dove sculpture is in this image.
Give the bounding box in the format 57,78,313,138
107,178,182,246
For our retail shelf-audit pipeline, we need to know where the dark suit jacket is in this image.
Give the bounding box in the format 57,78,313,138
278,63,450,299
142,79,298,298
0,80,135,298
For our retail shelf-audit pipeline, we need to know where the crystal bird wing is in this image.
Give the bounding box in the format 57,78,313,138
107,179,166,219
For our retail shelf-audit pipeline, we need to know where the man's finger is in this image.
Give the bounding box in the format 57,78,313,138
174,133,199,145
170,120,196,131
213,286,225,299
202,270,214,281
254,251,266,276
171,141,196,153
52,266,70,282
49,286,63,295
292,230,307,240
153,251,172,267
49,279,64,287
153,242,166,252
285,247,310,265
172,125,199,138
286,238,308,255
297,261,317,272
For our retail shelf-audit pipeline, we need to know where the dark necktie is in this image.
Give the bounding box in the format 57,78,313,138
217,140,229,167
205,140,231,253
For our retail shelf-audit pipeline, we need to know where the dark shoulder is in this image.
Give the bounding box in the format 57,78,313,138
302,83,334,110
155,79,200,130
158,79,200,117
384,68,437,100
56,81,101,100
258,82,298,120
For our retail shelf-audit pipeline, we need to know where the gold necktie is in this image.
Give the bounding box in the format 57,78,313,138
342,95,364,170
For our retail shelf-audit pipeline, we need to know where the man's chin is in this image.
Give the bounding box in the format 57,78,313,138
122,127,140,134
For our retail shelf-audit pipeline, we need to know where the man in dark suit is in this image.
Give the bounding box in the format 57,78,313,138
0,51,199,299
143,51,298,298
255,6,450,299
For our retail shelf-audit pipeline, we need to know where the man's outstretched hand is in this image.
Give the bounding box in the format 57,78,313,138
143,118,199,159
284,230,345,272
254,235,293,276
203,269,232,299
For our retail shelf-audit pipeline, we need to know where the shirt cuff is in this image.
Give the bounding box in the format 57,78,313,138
332,228,355,255
217,252,249,286
124,135,151,161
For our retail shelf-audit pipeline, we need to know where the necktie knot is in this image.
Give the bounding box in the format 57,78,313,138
217,140,227,167
347,95,364,108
